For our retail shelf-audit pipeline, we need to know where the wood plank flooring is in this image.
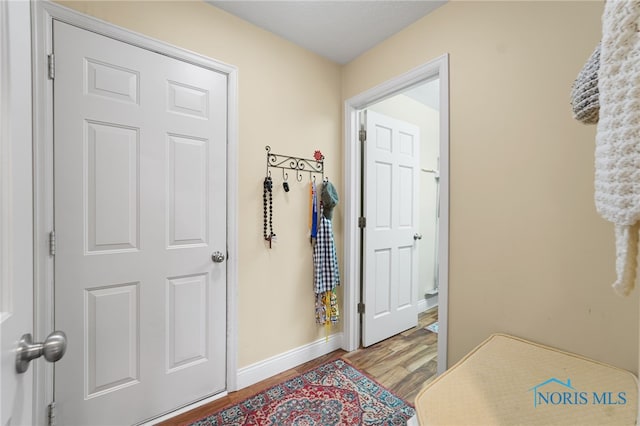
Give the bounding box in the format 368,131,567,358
156,308,438,425
344,307,439,402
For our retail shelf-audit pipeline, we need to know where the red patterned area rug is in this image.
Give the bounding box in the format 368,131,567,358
190,359,415,425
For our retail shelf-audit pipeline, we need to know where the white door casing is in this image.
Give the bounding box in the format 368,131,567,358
53,20,227,425
1,1,34,425
343,55,449,373
362,110,420,347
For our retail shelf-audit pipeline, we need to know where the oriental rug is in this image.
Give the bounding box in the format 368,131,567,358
189,359,415,425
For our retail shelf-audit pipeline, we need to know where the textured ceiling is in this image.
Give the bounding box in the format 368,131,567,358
206,1,446,64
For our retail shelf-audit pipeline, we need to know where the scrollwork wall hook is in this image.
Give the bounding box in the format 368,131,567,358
265,145,324,185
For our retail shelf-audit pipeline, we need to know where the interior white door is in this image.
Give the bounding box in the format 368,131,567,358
362,110,420,347
1,1,34,425
53,21,227,425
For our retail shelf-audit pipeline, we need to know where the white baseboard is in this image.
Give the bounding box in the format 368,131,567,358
426,293,438,311
146,334,343,424
418,298,427,312
237,332,344,390
418,295,438,313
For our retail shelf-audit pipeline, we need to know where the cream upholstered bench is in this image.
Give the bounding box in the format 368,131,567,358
415,333,638,425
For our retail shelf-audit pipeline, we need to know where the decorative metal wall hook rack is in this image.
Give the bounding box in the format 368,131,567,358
265,145,325,182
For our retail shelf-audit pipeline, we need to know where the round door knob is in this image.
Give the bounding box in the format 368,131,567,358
42,331,67,362
16,331,67,374
413,233,423,240
211,251,225,263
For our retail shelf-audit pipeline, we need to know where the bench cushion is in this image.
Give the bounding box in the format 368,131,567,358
415,333,637,425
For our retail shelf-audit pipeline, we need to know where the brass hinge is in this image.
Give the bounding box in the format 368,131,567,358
47,402,56,426
357,302,365,314
359,129,367,143
47,54,55,80
49,230,56,256
358,217,366,228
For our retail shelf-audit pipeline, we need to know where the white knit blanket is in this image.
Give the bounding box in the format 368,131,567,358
595,1,640,296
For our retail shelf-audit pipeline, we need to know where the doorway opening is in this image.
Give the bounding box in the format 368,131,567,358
342,55,449,375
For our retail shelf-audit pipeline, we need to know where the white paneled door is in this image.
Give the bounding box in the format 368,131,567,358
53,21,227,425
362,110,420,347
1,2,34,425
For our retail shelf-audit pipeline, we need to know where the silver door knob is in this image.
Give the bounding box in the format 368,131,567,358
413,233,423,240
211,251,225,263
16,331,67,374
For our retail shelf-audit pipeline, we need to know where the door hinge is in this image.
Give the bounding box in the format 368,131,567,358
357,302,365,314
359,129,367,143
49,230,56,256
47,53,55,80
47,402,56,426
358,217,366,228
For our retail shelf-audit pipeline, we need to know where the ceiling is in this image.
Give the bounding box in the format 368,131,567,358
206,1,446,64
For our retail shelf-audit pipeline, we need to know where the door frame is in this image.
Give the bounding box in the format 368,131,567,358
31,2,239,424
342,55,449,374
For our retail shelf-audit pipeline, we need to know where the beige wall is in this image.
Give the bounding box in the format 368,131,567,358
344,0,639,373
56,0,343,368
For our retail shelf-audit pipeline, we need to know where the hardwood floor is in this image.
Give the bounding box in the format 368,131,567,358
343,307,439,402
156,308,438,425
